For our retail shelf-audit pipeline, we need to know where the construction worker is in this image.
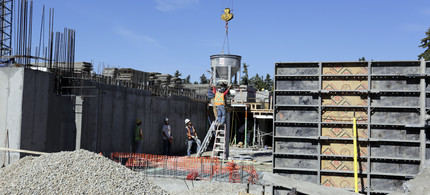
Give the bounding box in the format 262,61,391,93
134,119,144,153
207,86,218,119
185,119,201,156
162,117,173,155
213,85,231,126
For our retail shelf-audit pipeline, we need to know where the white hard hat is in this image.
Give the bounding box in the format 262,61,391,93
185,119,191,124
165,118,169,122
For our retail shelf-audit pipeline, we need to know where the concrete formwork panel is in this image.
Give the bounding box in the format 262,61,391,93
274,61,429,194
275,126,318,137
276,172,318,184
275,94,318,105
321,175,367,190
276,79,319,91
274,156,318,169
274,140,318,154
276,108,318,122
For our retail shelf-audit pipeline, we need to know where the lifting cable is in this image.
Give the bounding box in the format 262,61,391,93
220,0,234,54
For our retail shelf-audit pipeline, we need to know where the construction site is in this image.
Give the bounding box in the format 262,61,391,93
1,0,430,195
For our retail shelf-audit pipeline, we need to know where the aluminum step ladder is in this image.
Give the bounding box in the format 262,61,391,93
211,124,226,159
196,121,217,157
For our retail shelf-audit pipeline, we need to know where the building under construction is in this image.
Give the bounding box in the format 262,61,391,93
1,1,430,195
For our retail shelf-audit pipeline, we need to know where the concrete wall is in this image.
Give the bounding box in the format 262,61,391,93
1,67,208,167
20,69,76,153
0,67,24,166
80,81,208,155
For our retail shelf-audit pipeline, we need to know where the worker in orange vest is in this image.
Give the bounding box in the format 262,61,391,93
185,119,201,156
212,85,231,126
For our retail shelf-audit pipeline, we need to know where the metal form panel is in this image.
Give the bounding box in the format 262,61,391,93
273,60,430,194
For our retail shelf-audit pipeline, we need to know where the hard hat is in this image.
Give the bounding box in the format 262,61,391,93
136,119,142,124
165,118,169,122
185,119,191,124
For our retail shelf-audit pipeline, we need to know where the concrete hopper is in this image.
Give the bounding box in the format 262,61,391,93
210,54,241,85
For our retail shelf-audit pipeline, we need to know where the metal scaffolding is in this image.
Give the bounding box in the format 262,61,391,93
0,0,12,58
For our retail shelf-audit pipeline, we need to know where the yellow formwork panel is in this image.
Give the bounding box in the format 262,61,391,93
321,175,367,190
322,80,368,91
322,64,368,75
321,159,368,172
322,127,368,139
321,143,367,156
322,95,367,106
322,110,367,123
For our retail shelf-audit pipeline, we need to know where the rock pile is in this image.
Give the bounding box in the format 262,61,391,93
0,149,168,194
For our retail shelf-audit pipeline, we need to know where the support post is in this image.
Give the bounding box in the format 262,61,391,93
253,117,256,146
245,106,248,148
420,58,427,171
75,96,83,150
225,110,231,158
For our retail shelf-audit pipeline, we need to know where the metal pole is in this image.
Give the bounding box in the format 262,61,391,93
420,58,426,171
353,117,359,193
253,117,256,146
245,106,248,148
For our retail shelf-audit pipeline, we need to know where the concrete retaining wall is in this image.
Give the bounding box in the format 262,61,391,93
80,81,207,155
0,67,208,166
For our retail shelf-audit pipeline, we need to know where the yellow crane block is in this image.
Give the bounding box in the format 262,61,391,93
221,8,233,22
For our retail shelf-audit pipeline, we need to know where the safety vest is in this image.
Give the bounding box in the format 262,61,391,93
214,92,225,106
186,126,196,140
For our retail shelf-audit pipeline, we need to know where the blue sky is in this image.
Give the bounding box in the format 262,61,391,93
26,0,430,82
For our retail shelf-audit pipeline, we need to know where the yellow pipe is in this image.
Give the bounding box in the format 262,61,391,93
353,117,359,193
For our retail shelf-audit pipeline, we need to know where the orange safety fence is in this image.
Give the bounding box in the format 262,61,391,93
110,152,258,184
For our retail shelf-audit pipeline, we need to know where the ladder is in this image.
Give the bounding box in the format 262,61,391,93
196,121,217,157
211,124,226,159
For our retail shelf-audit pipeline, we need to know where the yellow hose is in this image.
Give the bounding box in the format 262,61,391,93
353,117,358,193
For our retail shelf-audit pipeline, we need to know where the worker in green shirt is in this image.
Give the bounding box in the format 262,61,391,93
135,119,144,153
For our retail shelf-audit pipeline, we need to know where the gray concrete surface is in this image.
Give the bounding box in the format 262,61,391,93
80,81,207,155
0,67,24,166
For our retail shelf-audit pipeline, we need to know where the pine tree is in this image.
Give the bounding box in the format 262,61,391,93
240,63,249,85
200,74,208,84
264,74,273,91
184,75,191,84
174,70,182,78
418,28,430,60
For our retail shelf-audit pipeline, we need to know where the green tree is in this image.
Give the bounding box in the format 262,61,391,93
240,63,249,85
174,70,182,78
249,73,266,90
200,74,208,84
358,57,366,61
183,75,191,84
264,74,273,91
418,28,430,60
193,81,198,84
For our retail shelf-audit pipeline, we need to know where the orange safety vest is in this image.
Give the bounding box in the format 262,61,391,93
214,92,225,106
186,126,196,139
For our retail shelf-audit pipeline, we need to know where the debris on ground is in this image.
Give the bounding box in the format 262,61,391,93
261,172,357,195
0,149,167,194
389,161,430,195
150,177,263,195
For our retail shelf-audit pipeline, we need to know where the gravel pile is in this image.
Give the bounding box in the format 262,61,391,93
0,149,168,194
